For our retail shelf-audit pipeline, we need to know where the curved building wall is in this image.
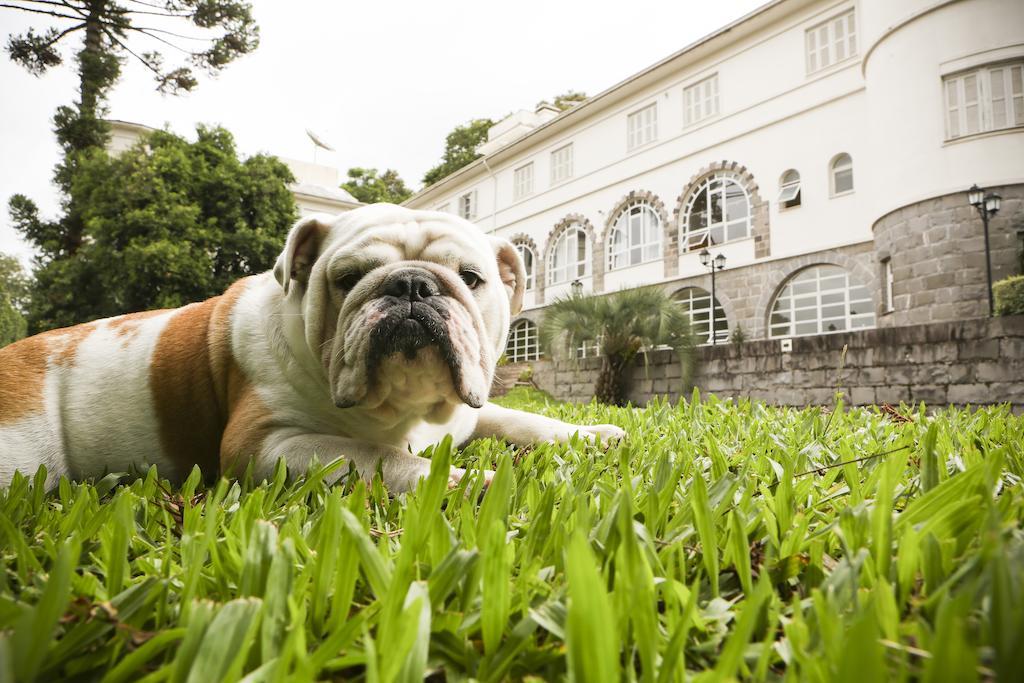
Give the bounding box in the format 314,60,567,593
873,184,1024,327
861,0,1024,222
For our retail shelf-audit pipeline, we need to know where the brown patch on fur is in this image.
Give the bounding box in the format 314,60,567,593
0,321,99,424
149,278,252,479
220,362,274,478
108,309,169,345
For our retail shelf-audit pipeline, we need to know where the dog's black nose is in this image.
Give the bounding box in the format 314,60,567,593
382,268,439,302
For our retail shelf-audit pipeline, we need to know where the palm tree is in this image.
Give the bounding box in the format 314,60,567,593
540,287,697,406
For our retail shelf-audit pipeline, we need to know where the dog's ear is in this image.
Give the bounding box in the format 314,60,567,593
275,215,330,295
489,236,526,315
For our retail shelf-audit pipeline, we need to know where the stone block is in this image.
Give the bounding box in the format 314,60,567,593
859,366,889,385
849,386,876,405
975,361,1021,384
910,384,948,405
1000,337,1024,360
947,383,990,405
959,339,1000,360
986,382,1024,405
875,385,911,404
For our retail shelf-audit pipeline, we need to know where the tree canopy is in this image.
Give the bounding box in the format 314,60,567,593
0,253,29,346
9,125,296,331
341,167,413,205
542,90,587,111
422,118,494,188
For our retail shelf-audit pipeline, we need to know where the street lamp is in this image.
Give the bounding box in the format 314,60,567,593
967,184,1002,316
699,248,727,345
570,279,584,297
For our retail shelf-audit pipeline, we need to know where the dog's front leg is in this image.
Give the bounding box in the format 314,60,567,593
259,432,469,493
471,402,625,447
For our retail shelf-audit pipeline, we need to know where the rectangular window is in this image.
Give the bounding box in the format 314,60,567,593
882,258,894,313
683,74,719,127
459,191,477,220
550,143,574,185
944,61,1024,140
805,9,856,74
513,162,534,201
627,103,658,151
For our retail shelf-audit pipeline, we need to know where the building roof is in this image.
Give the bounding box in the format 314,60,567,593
405,0,790,206
291,182,360,205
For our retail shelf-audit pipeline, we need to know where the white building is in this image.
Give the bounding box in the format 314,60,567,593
106,121,361,216
405,0,1024,362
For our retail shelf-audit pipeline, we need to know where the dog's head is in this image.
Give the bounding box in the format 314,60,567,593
274,204,525,414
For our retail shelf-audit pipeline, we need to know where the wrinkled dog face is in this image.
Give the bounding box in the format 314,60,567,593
275,205,524,417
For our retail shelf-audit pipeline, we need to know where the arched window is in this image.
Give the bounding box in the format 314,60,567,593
506,319,540,362
830,153,853,195
548,225,590,285
769,265,874,337
514,242,535,291
777,169,801,208
682,175,751,251
674,287,729,345
608,202,662,270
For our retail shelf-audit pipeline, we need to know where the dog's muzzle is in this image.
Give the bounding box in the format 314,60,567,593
363,267,477,404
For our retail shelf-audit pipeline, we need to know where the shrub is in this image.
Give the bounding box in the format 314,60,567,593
994,275,1024,316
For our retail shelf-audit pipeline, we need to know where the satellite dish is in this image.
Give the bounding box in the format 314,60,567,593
305,128,335,151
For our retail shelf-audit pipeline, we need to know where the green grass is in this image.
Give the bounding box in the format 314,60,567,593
1,387,1023,681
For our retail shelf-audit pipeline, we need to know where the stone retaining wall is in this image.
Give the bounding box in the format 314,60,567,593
513,316,1024,409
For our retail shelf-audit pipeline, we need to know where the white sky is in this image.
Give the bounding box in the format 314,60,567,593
0,0,767,265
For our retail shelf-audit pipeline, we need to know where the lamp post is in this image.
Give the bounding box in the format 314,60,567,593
571,279,584,297
699,249,727,345
967,184,1002,316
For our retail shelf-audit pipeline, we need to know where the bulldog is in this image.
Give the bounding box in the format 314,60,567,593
0,204,624,491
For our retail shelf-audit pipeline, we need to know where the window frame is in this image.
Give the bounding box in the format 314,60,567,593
547,225,591,285
515,242,536,292
513,162,534,201
777,169,802,208
458,190,478,220
626,102,658,151
805,8,857,75
683,74,720,127
550,143,574,185
674,287,729,345
768,264,875,338
607,201,663,271
681,174,752,251
830,153,854,197
943,60,1024,141
505,319,540,362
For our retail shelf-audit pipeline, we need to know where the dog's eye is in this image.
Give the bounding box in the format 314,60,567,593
459,268,484,290
336,271,363,290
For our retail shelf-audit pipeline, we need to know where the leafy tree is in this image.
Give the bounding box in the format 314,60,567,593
341,167,412,205
540,90,587,111
422,118,494,187
540,288,696,406
4,0,259,274
0,253,29,346
10,125,296,331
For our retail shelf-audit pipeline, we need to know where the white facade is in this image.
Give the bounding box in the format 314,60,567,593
406,0,1024,354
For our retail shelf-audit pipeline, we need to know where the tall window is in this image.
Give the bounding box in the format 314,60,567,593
513,163,534,201
830,154,854,195
684,74,719,127
627,103,658,150
682,175,751,251
548,226,590,285
506,319,540,362
608,202,662,270
882,258,894,313
551,144,574,184
675,287,728,345
944,61,1024,140
778,169,801,208
806,9,856,74
459,191,477,220
515,242,535,291
769,265,875,338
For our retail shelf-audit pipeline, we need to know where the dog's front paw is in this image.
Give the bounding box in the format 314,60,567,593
574,423,627,447
448,466,496,490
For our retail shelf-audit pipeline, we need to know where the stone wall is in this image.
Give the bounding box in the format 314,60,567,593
873,184,1024,327
515,316,1024,409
